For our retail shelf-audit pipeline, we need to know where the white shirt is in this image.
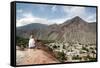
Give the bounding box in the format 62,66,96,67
28,38,35,48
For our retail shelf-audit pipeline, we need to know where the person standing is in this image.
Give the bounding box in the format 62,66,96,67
28,35,36,49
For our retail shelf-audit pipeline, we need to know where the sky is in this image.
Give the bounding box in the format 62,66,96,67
16,3,97,27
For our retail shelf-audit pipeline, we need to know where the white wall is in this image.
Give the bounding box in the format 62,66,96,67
0,0,99,68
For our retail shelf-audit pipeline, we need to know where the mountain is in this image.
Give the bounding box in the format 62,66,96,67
46,16,96,44
61,16,96,44
60,16,89,32
17,23,48,31
17,16,96,44
88,22,96,32
17,23,48,38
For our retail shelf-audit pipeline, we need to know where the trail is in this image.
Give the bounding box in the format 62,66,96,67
16,43,59,65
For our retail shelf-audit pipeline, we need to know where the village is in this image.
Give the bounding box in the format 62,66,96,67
46,41,96,62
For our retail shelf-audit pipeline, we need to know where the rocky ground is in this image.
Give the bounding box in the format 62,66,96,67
16,43,59,65
16,41,96,65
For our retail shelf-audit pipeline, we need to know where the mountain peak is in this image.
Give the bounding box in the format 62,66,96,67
63,16,87,25
61,16,88,30
69,16,88,25
72,16,83,21
75,16,80,18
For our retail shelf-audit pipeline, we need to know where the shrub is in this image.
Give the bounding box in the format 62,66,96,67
16,36,29,48
40,40,55,44
90,47,94,50
82,46,89,52
72,55,82,60
53,45,57,49
84,55,96,61
57,51,67,62
63,44,66,49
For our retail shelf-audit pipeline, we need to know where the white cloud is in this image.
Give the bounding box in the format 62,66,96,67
17,12,51,27
63,6,86,18
50,17,71,24
22,12,33,18
17,6,96,27
17,9,23,13
51,5,57,12
17,12,68,27
17,11,68,27
86,14,96,22
63,6,71,13
63,6,96,22
70,7,86,17
17,17,50,27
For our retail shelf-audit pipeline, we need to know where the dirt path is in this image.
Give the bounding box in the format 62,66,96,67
16,48,59,65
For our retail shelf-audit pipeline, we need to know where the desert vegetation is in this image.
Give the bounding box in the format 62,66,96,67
45,41,97,62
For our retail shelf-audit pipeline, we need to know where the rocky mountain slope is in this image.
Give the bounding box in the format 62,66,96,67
17,16,96,44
